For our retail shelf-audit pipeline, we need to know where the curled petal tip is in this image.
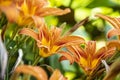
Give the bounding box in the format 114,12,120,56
107,29,120,39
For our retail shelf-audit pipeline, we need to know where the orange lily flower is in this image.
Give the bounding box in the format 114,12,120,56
0,0,70,27
95,13,120,39
19,25,85,57
11,65,67,80
59,41,116,75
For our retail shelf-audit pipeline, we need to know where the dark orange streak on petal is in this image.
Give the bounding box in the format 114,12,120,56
95,47,106,58
67,46,81,61
104,47,116,58
51,27,62,40
86,41,96,56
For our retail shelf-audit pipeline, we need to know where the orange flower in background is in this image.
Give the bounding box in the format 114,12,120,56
95,13,120,39
11,65,67,80
19,25,85,57
59,41,116,75
0,0,12,6
0,0,70,27
0,0,18,22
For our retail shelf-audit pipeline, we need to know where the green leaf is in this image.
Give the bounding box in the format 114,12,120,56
87,0,117,8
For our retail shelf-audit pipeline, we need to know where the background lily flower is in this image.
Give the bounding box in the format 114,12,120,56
0,0,12,6
0,0,18,23
0,0,70,27
11,65,67,80
95,13,120,39
59,41,116,75
19,25,85,57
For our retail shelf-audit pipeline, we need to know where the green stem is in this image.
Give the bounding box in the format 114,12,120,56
86,75,92,80
6,25,19,47
10,72,19,80
32,56,41,66
1,25,7,41
23,74,30,80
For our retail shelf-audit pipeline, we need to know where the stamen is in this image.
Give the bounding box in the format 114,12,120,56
11,49,23,73
101,60,110,73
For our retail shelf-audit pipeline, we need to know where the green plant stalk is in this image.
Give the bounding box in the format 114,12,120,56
10,72,19,80
6,24,19,48
1,25,7,41
32,56,41,66
23,74,30,80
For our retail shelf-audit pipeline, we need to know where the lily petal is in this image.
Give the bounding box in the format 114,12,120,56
38,25,50,41
86,41,96,56
55,36,85,46
19,28,38,41
67,45,87,61
39,8,71,17
95,47,107,58
95,13,120,29
107,29,120,38
50,69,67,80
107,40,120,50
14,65,48,80
0,5,19,23
0,1,12,6
105,47,116,58
51,26,62,41
59,51,74,64
96,47,116,60
32,16,45,28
